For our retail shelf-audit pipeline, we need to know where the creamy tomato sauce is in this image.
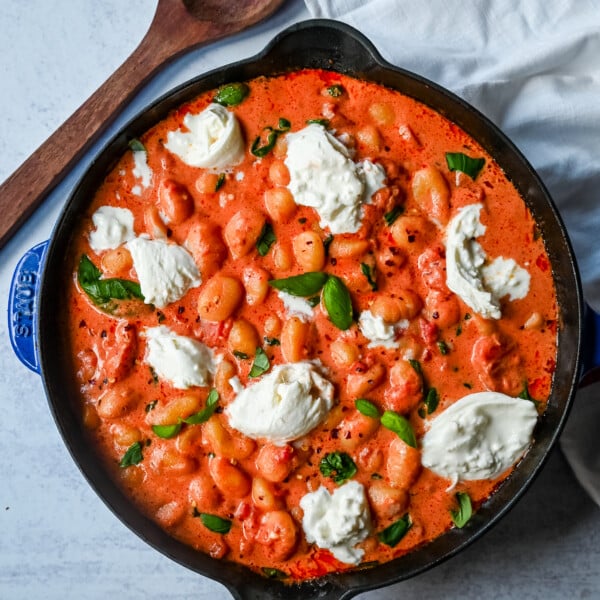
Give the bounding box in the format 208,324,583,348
65,70,557,581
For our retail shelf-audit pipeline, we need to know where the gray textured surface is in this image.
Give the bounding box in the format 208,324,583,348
1,1,598,598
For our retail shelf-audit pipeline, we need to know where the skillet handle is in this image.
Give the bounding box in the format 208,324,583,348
580,304,600,388
8,240,48,374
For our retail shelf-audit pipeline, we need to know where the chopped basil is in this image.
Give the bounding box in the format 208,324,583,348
355,398,381,418
183,389,219,425
215,173,226,191
264,336,280,346
214,82,249,106
269,271,329,296
262,567,288,579
437,340,450,355
78,255,143,306
360,263,378,291
251,118,291,158
249,347,270,378
319,451,357,485
408,359,422,377
464,313,472,320
327,84,344,97
371,473,383,480
307,118,329,127
152,423,182,439
456,324,462,336
145,400,158,413
463,382,472,389
119,441,143,468
450,492,472,528
378,514,411,547
256,222,276,256
384,205,404,226
322,275,353,330
149,366,159,385
445,152,485,180
424,387,439,415
196,512,232,534
518,383,533,401
128,138,146,152
233,350,249,360
307,296,321,307
323,234,334,254
381,411,417,448
157,310,166,323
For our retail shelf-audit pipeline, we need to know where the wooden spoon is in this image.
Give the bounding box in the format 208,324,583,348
0,0,285,249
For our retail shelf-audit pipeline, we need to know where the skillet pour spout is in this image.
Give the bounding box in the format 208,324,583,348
28,18,582,600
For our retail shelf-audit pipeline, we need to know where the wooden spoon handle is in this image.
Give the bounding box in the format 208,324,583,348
0,0,216,249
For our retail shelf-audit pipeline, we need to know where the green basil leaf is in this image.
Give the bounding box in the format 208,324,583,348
355,398,381,418
380,411,417,448
233,350,249,360
450,492,472,528
128,138,146,152
327,84,344,97
518,383,533,401
408,359,422,376
437,340,450,355
360,263,378,291
384,205,404,226
262,567,288,579
119,441,143,468
249,347,270,378
307,118,329,127
78,255,143,306
445,152,485,179
264,336,280,346
251,128,278,158
319,451,357,485
214,82,249,106
424,387,439,415
378,514,411,547
256,222,276,256
183,389,219,425
323,275,353,330
197,512,232,534
277,117,291,131
269,271,329,296
152,423,182,439
215,173,226,191
307,296,321,307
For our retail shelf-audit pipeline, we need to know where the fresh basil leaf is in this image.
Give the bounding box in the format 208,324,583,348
152,423,182,439
183,389,219,425
323,275,353,330
119,441,143,468
214,82,249,106
378,514,411,547
128,138,146,152
381,411,417,448
355,398,381,418
262,567,288,579
319,451,357,485
424,387,439,415
269,271,328,296
264,336,280,346
437,340,450,355
360,263,378,291
197,512,232,534
256,222,276,256
518,383,533,401
307,118,329,127
251,128,278,158
78,255,143,306
233,350,249,360
307,296,321,307
277,117,291,131
249,347,270,378
327,84,344,97
450,492,472,528
445,152,485,179
215,173,226,191
384,205,404,226
408,359,422,376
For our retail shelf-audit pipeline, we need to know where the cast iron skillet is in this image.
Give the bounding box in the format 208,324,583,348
9,19,586,600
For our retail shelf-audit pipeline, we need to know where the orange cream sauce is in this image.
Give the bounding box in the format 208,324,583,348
66,70,557,580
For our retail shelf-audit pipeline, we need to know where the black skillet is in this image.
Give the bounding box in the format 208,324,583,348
8,19,588,600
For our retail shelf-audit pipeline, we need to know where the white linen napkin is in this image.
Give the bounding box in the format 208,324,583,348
306,0,600,505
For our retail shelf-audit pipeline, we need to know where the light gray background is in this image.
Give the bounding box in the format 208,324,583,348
1,1,598,598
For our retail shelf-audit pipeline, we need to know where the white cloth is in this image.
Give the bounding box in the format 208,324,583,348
307,0,600,505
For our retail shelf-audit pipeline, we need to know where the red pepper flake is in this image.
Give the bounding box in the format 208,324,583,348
536,254,550,272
